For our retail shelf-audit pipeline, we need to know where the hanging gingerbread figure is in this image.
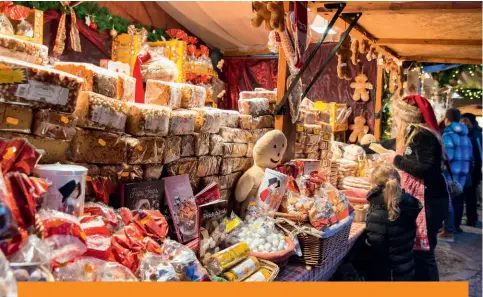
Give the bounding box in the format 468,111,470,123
349,115,369,144
350,72,373,101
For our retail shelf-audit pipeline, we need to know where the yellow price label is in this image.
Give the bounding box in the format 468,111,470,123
0,65,27,84
60,116,69,124
121,171,129,177
98,138,106,146
213,103,218,108
313,128,320,135
6,117,18,125
137,145,144,151
296,125,304,132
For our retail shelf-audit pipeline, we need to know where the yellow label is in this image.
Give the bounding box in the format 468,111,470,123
3,146,16,160
323,133,330,140
98,138,106,146
121,171,129,177
225,216,242,233
137,145,143,151
6,117,18,125
296,125,304,132
0,65,27,84
313,128,320,135
60,116,69,124
213,103,218,108
86,176,92,181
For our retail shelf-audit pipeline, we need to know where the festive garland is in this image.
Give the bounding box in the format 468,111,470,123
429,64,482,100
13,1,169,41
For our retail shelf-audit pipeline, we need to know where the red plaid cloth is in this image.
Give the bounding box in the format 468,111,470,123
276,223,365,281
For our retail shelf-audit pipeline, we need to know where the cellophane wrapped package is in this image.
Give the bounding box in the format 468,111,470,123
223,143,248,157
193,133,210,156
239,115,274,129
142,164,164,181
126,137,165,164
0,56,84,113
83,202,119,232
145,80,182,108
32,109,77,140
160,239,210,281
165,157,199,189
54,62,120,98
163,136,181,163
181,84,206,108
209,134,224,156
0,103,33,133
54,257,138,281
219,109,240,128
239,90,276,103
192,107,222,133
180,135,195,157
169,109,197,135
200,172,242,190
70,128,128,164
246,143,255,158
238,98,270,116
219,127,253,143
117,74,136,102
138,252,179,281
308,197,338,231
303,144,319,154
38,209,87,265
80,216,111,260
0,33,48,65
298,109,318,125
220,158,252,175
197,156,221,177
303,124,322,135
73,91,128,133
0,250,16,297
126,103,170,137
305,133,321,145
141,57,179,82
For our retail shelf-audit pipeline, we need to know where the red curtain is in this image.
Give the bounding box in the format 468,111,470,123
219,57,278,110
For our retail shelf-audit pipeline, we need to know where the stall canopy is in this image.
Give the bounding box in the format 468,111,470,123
311,1,483,65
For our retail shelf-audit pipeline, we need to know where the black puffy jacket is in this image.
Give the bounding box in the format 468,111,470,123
365,187,422,281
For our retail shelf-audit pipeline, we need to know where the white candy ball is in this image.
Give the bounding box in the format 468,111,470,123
264,243,272,250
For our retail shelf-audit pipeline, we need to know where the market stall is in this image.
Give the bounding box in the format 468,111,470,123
0,1,481,288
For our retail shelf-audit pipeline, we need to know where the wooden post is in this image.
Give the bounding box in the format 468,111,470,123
275,2,296,162
374,64,384,140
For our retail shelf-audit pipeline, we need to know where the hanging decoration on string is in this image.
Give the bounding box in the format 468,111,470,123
53,1,81,57
350,72,373,102
336,33,352,80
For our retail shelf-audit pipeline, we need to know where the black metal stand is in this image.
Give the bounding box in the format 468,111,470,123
274,3,346,115
302,13,362,99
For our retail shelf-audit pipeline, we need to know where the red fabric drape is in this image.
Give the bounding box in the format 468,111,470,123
220,58,278,110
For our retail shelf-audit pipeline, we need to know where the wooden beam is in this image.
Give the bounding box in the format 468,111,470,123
400,56,483,65
374,65,384,141
377,39,482,47
275,2,295,162
311,1,482,14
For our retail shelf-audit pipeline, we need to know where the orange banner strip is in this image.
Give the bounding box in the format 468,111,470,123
19,281,468,297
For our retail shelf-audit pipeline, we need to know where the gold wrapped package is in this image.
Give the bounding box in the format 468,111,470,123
193,133,210,156
180,135,195,157
32,109,77,140
126,103,170,137
143,164,164,180
145,80,182,109
200,172,242,190
207,242,250,275
0,103,33,133
73,91,128,133
70,128,128,164
126,137,165,165
0,57,84,113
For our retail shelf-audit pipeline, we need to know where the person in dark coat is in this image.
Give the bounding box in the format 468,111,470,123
363,95,449,281
364,165,422,281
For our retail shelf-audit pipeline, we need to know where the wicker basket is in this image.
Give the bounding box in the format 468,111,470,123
258,259,279,281
249,236,295,266
274,211,308,223
278,212,354,267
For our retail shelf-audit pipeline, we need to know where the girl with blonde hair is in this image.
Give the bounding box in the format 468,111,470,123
363,165,422,281
363,95,449,281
